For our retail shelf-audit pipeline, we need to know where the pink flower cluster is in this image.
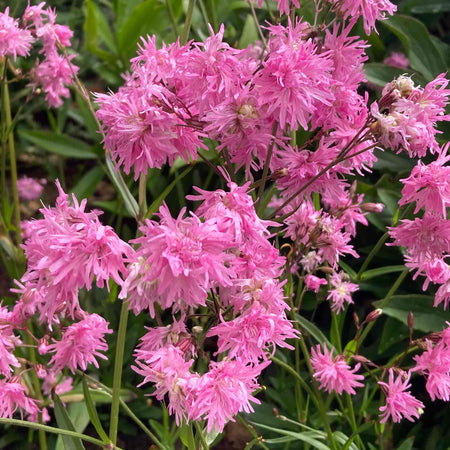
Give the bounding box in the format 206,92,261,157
124,181,298,431
389,143,450,308
0,4,78,107
17,176,46,201
371,75,449,158
0,184,129,420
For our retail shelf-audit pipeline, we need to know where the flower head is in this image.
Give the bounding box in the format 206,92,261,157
311,344,364,395
378,369,424,423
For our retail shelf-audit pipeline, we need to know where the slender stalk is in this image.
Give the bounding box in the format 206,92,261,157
165,0,178,36
205,0,218,32
236,415,270,450
78,372,166,449
355,232,389,281
298,339,338,450
249,1,267,50
356,268,409,349
25,326,47,450
0,418,115,449
109,301,130,445
194,422,209,450
138,173,147,218
256,123,278,213
181,0,196,45
2,60,21,245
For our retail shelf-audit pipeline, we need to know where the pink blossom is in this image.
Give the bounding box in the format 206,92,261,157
388,214,450,265
123,204,235,314
311,345,364,395
189,360,268,433
133,345,197,425
384,52,409,69
254,21,333,130
304,274,327,293
378,369,424,423
0,379,40,419
255,0,300,16
42,371,73,396
95,83,204,179
400,145,450,216
0,303,20,377
327,272,359,313
208,302,298,363
31,53,78,108
17,176,46,201
0,7,34,60
332,0,396,35
20,181,131,322
48,313,112,373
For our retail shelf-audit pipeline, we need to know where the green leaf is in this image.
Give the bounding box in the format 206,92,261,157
105,155,139,218
338,260,357,279
377,188,400,216
71,166,104,200
383,15,446,81
75,93,100,139
360,265,406,281
295,313,332,348
364,63,408,87
18,130,98,159
250,421,330,450
373,295,450,333
53,394,85,450
145,165,193,219
82,377,110,443
117,0,169,60
411,0,450,13
239,14,258,49
396,436,415,450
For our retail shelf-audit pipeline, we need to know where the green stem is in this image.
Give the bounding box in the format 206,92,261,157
2,60,21,245
79,372,166,449
357,268,409,349
205,0,218,32
138,173,147,218
25,326,47,450
298,339,338,450
109,301,130,445
0,418,115,449
194,422,209,450
181,0,196,45
355,232,389,281
236,415,270,450
165,0,178,36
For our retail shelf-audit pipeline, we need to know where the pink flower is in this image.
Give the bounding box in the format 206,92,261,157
304,274,327,293
332,0,396,35
17,176,46,201
254,21,333,130
189,360,268,433
255,0,300,16
123,204,234,314
0,7,34,60
311,344,364,395
327,272,359,313
0,379,40,419
95,83,204,179
20,181,131,322
378,369,424,423
133,345,197,425
400,151,450,216
31,53,78,108
384,52,409,69
48,313,112,373
388,214,450,265
208,302,298,363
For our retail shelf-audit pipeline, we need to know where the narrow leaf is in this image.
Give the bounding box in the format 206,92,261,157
82,377,110,443
53,394,85,450
18,130,97,159
295,313,332,348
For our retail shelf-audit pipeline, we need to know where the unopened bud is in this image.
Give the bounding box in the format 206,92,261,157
318,266,334,274
34,364,47,379
191,326,203,336
38,338,50,355
353,312,360,329
270,168,289,180
365,308,382,323
352,354,371,365
361,202,384,213
349,180,358,197
408,311,414,330
272,407,279,417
